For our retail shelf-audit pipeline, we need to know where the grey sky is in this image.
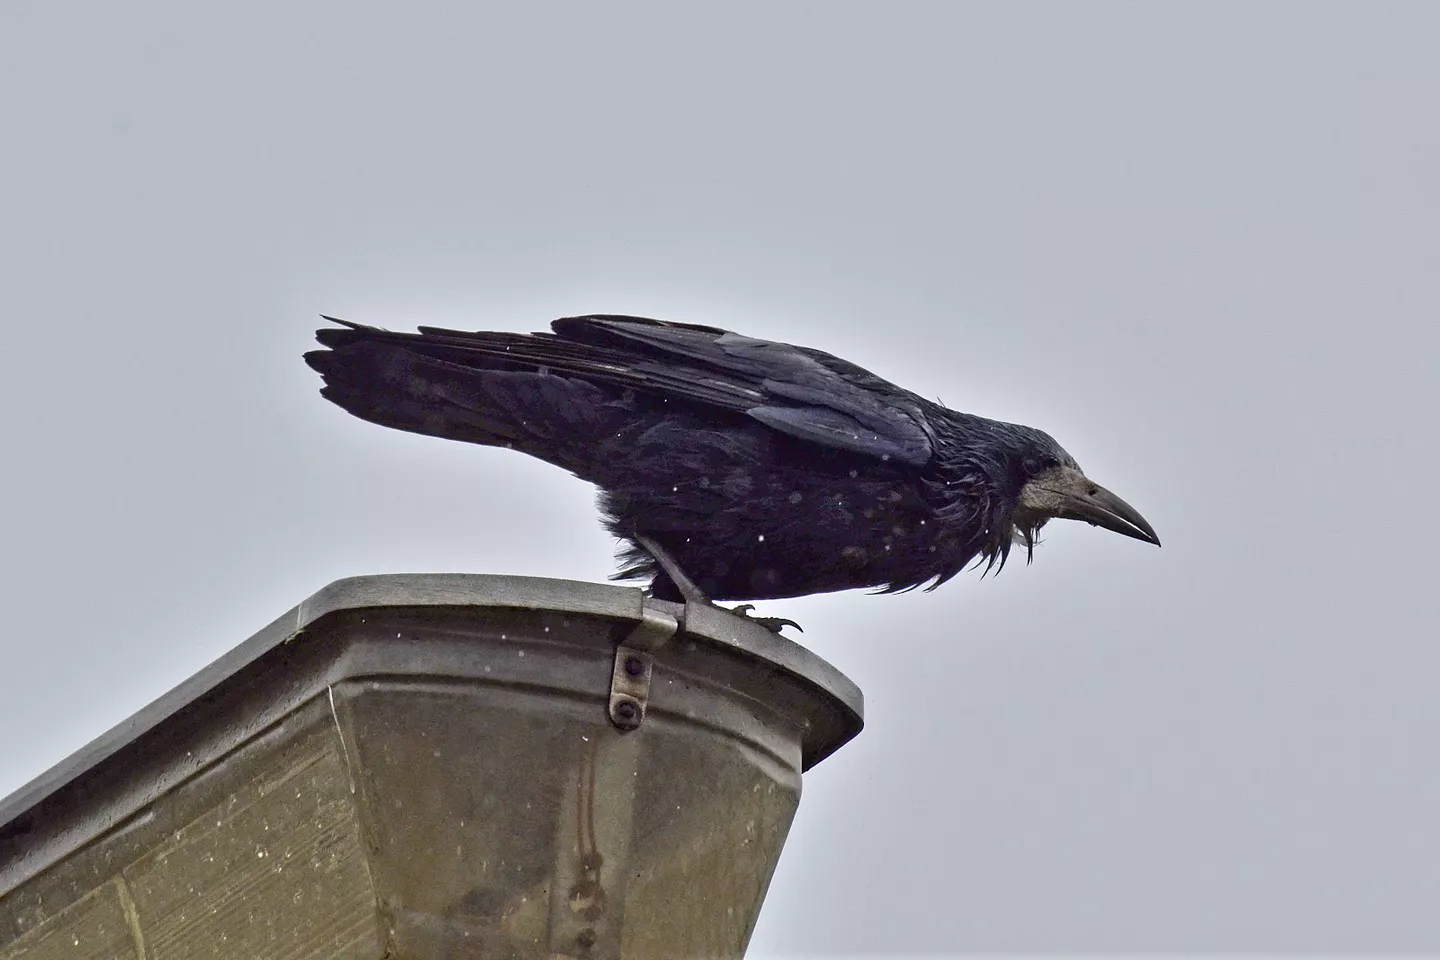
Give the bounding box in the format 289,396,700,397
2,1,1437,954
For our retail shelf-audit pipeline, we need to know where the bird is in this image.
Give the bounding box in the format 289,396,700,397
304,314,1158,631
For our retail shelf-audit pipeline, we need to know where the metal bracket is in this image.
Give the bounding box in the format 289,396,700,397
607,604,678,732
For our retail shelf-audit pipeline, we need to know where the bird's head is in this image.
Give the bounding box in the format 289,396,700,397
1002,427,1160,558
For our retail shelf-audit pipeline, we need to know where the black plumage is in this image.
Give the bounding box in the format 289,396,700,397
304,314,1157,614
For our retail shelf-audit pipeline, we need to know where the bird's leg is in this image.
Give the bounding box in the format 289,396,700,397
635,535,801,634
635,534,708,605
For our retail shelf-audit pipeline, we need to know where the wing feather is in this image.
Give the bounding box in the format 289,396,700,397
553,316,936,465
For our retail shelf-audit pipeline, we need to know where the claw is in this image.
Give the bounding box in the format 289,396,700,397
727,604,803,634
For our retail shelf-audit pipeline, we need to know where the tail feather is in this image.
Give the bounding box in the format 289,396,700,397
305,321,611,469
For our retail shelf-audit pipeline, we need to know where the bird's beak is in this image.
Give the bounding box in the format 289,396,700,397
1020,466,1160,546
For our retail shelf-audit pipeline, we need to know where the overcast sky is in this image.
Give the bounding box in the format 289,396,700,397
2,1,1437,955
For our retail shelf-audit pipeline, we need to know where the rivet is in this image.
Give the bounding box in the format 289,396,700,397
614,700,639,725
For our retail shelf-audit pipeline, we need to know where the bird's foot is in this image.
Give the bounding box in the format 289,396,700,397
727,604,803,634
636,535,802,634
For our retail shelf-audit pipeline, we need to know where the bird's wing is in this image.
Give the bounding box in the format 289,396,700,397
316,314,936,464
555,315,939,466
